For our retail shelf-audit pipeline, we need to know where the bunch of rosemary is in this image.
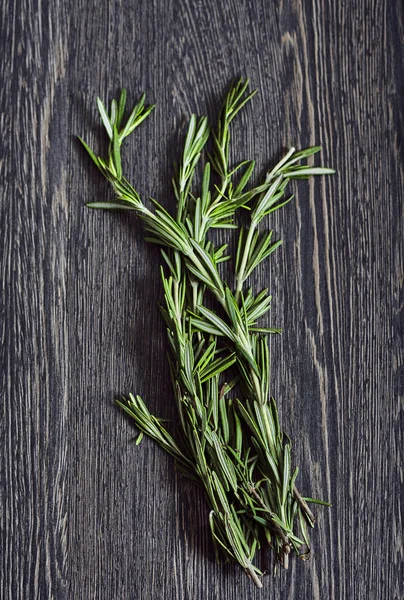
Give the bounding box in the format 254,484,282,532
79,79,333,587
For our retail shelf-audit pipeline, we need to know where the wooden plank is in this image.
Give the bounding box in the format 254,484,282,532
1,0,402,598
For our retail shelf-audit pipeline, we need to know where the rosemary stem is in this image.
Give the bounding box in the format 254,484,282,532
293,485,316,524
245,564,263,588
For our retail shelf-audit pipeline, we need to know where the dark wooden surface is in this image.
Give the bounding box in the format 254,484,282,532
1,0,403,598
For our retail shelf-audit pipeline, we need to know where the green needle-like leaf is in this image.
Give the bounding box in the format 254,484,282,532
96,97,113,140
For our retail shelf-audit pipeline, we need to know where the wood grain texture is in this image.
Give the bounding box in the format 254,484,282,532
1,0,403,598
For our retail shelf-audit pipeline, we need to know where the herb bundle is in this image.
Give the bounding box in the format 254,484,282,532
80,79,333,587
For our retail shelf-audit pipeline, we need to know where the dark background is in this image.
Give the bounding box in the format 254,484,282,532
1,0,403,598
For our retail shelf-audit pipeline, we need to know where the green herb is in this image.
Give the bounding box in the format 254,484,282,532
79,79,334,587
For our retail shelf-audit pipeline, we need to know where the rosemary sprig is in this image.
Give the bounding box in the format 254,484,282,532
79,79,334,587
